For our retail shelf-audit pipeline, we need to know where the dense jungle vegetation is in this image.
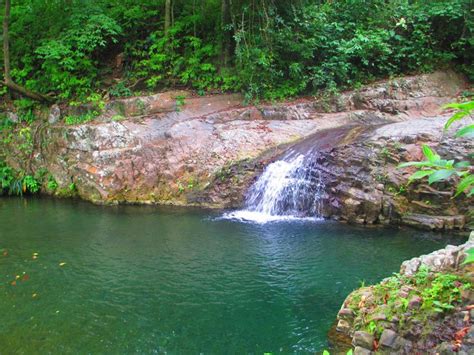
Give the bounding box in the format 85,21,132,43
0,0,473,103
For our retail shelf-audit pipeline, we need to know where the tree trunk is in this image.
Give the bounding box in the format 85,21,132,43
221,0,232,67
3,0,53,102
164,0,171,36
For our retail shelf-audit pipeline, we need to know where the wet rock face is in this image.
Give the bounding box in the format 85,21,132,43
312,117,472,230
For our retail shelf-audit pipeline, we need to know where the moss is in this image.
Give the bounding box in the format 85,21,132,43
346,267,472,340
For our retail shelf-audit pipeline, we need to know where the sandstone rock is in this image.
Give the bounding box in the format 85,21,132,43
353,346,373,355
48,104,61,124
379,329,400,349
336,319,351,333
401,238,474,276
408,296,422,310
338,308,355,321
352,331,374,350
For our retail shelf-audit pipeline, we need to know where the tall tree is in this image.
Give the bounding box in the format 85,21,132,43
221,0,232,67
164,0,171,36
2,0,52,102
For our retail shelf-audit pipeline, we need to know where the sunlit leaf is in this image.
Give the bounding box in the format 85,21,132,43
398,161,433,168
455,175,474,196
422,144,438,162
461,248,474,265
454,161,471,169
428,169,455,184
408,170,434,181
456,124,474,138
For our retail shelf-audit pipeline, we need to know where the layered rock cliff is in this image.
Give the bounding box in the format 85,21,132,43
1,70,471,229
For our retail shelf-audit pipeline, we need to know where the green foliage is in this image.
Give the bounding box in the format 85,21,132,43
13,99,37,124
2,0,471,101
34,10,122,99
47,175,58,191
399,100,473,197
109,82,132,98
0,161,41,196
419,273,465,313
350,267,471,339
23,175,40,193
462,248,474,265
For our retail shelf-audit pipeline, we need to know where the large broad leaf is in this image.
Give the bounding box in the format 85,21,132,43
454,161,471,169
456,124,474,138
398,161,435,168
443,101,474,129
455,174,474,197
428,169,455,184
408,170,434,181
444,110,470,130
443,101,474,111
422,145,440,162
461,248,474,265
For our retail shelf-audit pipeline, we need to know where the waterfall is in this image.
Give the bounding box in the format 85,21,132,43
224,149,325,223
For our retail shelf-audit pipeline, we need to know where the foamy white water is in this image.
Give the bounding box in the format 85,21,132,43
221,210,322,224
222,151,326,223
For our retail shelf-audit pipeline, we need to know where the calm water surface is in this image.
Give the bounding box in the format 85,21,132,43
0,198,465,353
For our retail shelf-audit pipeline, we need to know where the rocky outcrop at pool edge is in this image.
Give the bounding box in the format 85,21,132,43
331,232,474,354
313,116,472,230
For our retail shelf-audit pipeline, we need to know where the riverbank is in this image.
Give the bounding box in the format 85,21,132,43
330,232,474,354
1,70,471,231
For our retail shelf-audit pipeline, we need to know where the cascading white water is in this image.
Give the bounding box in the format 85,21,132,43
224,150,325,223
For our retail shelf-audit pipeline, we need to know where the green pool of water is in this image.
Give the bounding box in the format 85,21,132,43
0,198,465,353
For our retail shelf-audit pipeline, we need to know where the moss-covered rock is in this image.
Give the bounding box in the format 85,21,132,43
331,234,474,354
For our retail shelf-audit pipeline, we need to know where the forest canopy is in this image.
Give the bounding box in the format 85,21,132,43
1,0,473,102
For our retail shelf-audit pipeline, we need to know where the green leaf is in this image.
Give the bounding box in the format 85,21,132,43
443,101,474,129
443,101,474,111
398,161,434,168
454,161,471,169
428,170,455,184
456,124,474,138
422,145,439,162
461,248,474,265
455,174,474,196
323,351,330,355
444,110,469,130
408,170,434,181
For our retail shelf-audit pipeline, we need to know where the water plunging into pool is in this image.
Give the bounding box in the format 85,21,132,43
224,148,325,223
